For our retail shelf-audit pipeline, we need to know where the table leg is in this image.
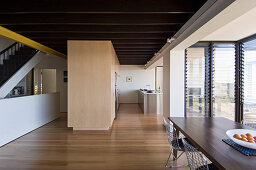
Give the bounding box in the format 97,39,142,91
173,126,179,161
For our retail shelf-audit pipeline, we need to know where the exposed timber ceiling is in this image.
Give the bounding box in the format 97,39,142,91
0,0,207,65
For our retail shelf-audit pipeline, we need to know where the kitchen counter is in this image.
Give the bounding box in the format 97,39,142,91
138,90,163,114
139,90,163,95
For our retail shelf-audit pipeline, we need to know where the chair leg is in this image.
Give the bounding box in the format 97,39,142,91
165,150,172,168
165,150,189,168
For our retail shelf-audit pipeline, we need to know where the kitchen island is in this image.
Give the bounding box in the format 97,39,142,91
138,90,163,114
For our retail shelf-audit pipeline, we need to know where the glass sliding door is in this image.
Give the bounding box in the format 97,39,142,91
213,44,235,120
243,39,256,123
185,47,207,117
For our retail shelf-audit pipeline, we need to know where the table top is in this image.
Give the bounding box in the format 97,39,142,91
168,117,256,170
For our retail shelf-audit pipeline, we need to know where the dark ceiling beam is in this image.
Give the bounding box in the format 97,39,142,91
117,55,152,58
113,39,167,44
46,46,160,52
119,59,148,61
24,33,171,39
116,51,154,55
2,23,183,26
48,47,159,52
21,30,173,34
119,61,147,65
0,14,188,25
0,0,207,65
4,25,181,33
115,48,159,52
34,39,167,45
28,38,168,40
120,62,145,64
118,59,150,62
113,44,164,48
118,58,149,60
30,37,167,40
0,0,203,13
47,44,164,49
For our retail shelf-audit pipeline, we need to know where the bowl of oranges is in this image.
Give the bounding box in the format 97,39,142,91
226,129,256,149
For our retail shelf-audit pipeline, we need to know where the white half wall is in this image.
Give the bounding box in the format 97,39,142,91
0,93,60,147
118,65,155,103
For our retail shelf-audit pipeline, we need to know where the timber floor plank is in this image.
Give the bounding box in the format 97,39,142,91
0,104,188,170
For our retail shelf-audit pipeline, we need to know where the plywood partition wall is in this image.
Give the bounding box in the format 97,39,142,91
68,41,120,130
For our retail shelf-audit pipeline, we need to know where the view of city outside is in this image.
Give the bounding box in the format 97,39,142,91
186,42,256,123
213,44,235,120
186,47,206,117
186,45,236,119
243,39,256,123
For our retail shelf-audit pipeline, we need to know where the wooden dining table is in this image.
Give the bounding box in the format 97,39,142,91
168,117,256,170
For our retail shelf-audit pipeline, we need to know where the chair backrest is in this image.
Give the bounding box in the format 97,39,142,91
242,120,256,129
182,138,209,170
163,118,172,133
163,117,180,147
163,117,175,137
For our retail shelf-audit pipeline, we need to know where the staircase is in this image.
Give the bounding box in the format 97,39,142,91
0,42,38,87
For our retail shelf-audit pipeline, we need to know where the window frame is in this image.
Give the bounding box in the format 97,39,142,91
185,36,256,122
185,43,210,117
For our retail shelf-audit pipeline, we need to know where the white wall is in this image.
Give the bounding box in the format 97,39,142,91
41,69,57,94
118,65,155,103
0,36,15,64
35,54,67,112
156,66,163,92
0,35,14,51
57,69,67,112
169,50,185,117
0,93,60,147
163,52,170,119
163,50,185,119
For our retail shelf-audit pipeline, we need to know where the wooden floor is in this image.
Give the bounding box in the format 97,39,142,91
0,104,188,170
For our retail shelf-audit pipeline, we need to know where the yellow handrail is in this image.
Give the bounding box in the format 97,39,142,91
0,26,66,59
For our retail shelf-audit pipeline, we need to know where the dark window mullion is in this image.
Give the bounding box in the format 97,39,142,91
209,43,214,117
204,43,213,117
185,49,188,117
235,42,244,123
211,43,215,117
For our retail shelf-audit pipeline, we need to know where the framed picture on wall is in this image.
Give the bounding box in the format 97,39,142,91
64,71,68,77
64,71,68,83
126,76,132,82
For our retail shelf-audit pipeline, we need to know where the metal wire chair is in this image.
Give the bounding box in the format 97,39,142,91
163,118,188,168
182,138,219,170
242,119,256,129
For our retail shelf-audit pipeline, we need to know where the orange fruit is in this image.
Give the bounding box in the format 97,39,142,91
241,137,248,142
233,134,242,139
241,134,247,138
246,133,253,137
248,140,255,144
247,136,254,141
